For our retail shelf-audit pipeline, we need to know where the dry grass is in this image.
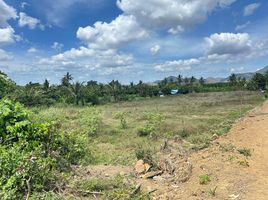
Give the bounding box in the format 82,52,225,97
32,91,264,166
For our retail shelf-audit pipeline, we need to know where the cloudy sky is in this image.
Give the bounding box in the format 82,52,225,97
0,0,268,84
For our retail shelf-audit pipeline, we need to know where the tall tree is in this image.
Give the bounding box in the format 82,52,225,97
190,76,196,85
177,75,183,86
43,79,50,92
228,74,237,86
61,72,73,87
199,77,205,85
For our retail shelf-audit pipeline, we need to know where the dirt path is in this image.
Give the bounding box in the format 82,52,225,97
222,100,268,200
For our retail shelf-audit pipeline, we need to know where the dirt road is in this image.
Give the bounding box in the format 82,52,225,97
224,100,268,200
145,101,268,199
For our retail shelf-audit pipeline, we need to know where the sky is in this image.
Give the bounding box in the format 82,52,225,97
0,0,268,85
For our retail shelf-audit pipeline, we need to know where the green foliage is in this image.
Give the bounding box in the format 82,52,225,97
237,148,251,157
114,112,128,129
137,112,165,137
199,174,211,185
0,99,86,199
80,107,102,136
0,71,15,99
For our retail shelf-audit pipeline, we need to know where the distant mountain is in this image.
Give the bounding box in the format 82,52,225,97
234,65,268,81
205,77,227,84
256,65,268,74
150,65,268,85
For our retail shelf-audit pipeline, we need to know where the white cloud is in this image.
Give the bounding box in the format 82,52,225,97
230,66,244,73
19,12,45,30
154,58,200,72
51,42,64,51
117,0,236,33
77,15,148,49
150,45,161,55
244,3,260,16
235,21,251,31
38,47,134,70
205,33,252,55
0,0,17,27
0,27,20,45
0,49,12,60
27,47,38,53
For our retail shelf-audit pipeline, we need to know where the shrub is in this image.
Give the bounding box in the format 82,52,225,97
137,112,165,137
0,99,85,199
114,112,128,129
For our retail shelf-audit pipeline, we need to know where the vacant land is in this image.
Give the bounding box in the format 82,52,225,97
30,91,264,199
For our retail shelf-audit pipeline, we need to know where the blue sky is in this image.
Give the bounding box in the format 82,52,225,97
0,0,268,85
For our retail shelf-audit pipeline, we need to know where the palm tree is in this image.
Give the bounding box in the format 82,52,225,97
43,79,50,92
72,81,84,105
177,75,183,86
228,74,237,86
199,77,205,85
61,72,73,87
190,76,196,85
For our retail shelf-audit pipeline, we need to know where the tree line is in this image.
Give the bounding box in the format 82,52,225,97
0,70,267,107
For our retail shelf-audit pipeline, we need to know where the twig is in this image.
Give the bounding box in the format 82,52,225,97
130,184,141,196
25,176,32,200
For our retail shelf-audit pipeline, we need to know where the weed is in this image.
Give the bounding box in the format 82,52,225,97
178,128,192,138
199,174,211,185
219,143,236,152
208,186,217,197
238,160,249,167
237,148,251,157
135,148,155,166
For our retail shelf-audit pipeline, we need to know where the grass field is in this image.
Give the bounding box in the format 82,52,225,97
32,91,264,167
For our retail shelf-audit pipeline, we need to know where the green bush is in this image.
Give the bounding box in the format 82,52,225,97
0,99,86,199
137,112,165,137
114,112,128,129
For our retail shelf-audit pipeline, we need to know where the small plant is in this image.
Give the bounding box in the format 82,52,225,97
237,148,251,157
137,112,165,138
179,128,191,138
199,174,211,185
238,160,249,167
114,112,127,129
219,143,236,152
135,148,154,166
208,186,217,197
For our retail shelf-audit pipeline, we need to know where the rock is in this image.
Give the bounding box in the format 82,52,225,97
153,175,165,182
135,160,145,174
143,171,163,179
229,194,240,199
